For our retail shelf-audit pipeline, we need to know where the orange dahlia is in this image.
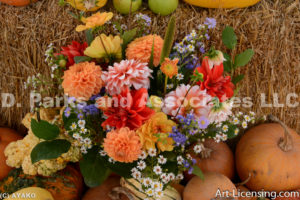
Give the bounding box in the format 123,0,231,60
126,34,163,67
160,58,179,78
103,127,142,163
62,62,104,100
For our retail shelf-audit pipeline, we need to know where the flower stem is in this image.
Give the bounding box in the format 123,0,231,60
164,76,168,95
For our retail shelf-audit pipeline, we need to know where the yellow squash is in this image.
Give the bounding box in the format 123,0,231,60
67,0,107,12
183,0,261,8
5,187,54,200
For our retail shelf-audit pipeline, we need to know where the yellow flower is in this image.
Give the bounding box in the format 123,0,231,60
84,34,123,60
76,12,113,32
160,58,179,78
66,0,107,12
148,96,163,112
137,112,176,152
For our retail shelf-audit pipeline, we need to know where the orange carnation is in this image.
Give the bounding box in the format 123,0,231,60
103,127,142,163
160,58,179,78
126,34,163,67
62,62,104,100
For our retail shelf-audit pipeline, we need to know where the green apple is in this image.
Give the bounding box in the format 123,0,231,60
148,0,178,16
113,0,142,15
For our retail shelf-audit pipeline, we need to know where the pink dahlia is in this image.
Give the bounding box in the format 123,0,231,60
102,60,153,96
162,84,213,118
62,62,104,100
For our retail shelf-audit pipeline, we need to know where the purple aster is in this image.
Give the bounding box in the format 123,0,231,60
77,113,84,119
204,18,217,29
199,47,205,54
83,104,99,115
183,160,190,168
198,116,210,129
64,107,71,118
188,167,194,175
205,34,210,40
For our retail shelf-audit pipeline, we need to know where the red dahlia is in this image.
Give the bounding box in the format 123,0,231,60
100,88,155,130
59,41,88,67
194,57,234,102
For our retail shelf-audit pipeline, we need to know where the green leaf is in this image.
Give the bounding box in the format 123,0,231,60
160,16,176,64
106,162,136,179
222,26,237,50
85,29,94,45
74,56,92,64
31,119,60,140
232,74,245,85
223,52,232,73
149,38,155,68
31,139,71,164
68,11,80,20
192,165,204,180
80,147,111,187
234,49,254,68
121,28,137,58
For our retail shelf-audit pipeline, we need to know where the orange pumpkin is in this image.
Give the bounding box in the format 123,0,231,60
0,128,22,180
183,172,238,200
0,0,37,6
236,185,256,200
236,115,300,192
171,183,185,198
82,176,129,200
185,139,235,181
0,165,83,200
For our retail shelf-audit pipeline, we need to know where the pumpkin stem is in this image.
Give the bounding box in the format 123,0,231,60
200,144,213,159
267,115,293,152
109,187,136,200
236,173,251,187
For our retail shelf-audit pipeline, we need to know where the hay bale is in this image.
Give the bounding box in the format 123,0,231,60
0,0,299,132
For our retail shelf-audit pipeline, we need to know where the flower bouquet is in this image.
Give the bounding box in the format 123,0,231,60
4,12,261,200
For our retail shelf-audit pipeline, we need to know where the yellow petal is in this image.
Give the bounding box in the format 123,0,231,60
75,25,87,32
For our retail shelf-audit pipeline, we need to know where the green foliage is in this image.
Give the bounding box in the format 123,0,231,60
31,139,71,164
85,29,94,46
192,165,204,180
191,70,204,83
223,53,232,73
121,28,137,58
160,16,176,64
234,49,254,68
232,74,245,85
31,119,60,140
106,162,136,179
80,147,111,187
74,56,92,64
222,26,237,50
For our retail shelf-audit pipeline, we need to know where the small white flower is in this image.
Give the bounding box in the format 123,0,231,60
148,148,157,157
222,125,229,132
132,171,141,179
168,173,175,181
233,118,239,125
78,120,86,128
250,111,256,116
72,133,80,139
176,174,184,180
70,122,77,130
158,155,167,165
244,115,251,122
152,181,162,191
156,190,164,198
80,127,87,134
234,128,239,135
121,24,128,30
177,156,184,165
109,158,116,163
242,121,248,129
99,150,107,156
83,138,91,145
187,44,195,52
131,167,139,173
143,178,152,187
153,165,162,175
186,154,192,160
160,173,169,183
193,144,203,154
146,188,154,197
166,84,174,90
137,160,146,170
139,151,147,160
176,73,184,81
80,146,87,154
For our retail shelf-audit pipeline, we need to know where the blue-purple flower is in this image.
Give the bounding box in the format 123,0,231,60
204,18,217,29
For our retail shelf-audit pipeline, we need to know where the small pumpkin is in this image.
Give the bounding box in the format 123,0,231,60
0,165,83,200
183,0,261,8
236,115,300,192
185,139,235,182
82,176,129,200
121,178,181,200
183,172,238,200
0,0,37,6
6,187,54,200
0,128,22,180
66,0,107,12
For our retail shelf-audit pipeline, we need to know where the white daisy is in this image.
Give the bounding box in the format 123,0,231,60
176,73,184,81
234,128,239,135
143,178,152,187
146,188,154,197
131,167,139,173
193,144,203,154
80,127,87,134
70,122,77,130
222,125,229,132
151,181,162,191
156,190,164,198
153,165,162,175
78,120,86,128
158,155,167,165
132,171,141,179
250,111,256,116
244,115,251,122
139,151,147,160
177,156,184,165
233,118,239,125
148,148,157,157
80,146,87,154
176,173,184,180
72,133,80,139
168,173,175,181
137,160,146,170
108,158,115,163
83,138,91,145
166,84,174,90
99,150,107,156
242,121,248,129
160,173,169,183
187,44,195,52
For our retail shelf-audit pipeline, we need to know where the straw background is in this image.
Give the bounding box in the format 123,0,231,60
0,0,299,134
